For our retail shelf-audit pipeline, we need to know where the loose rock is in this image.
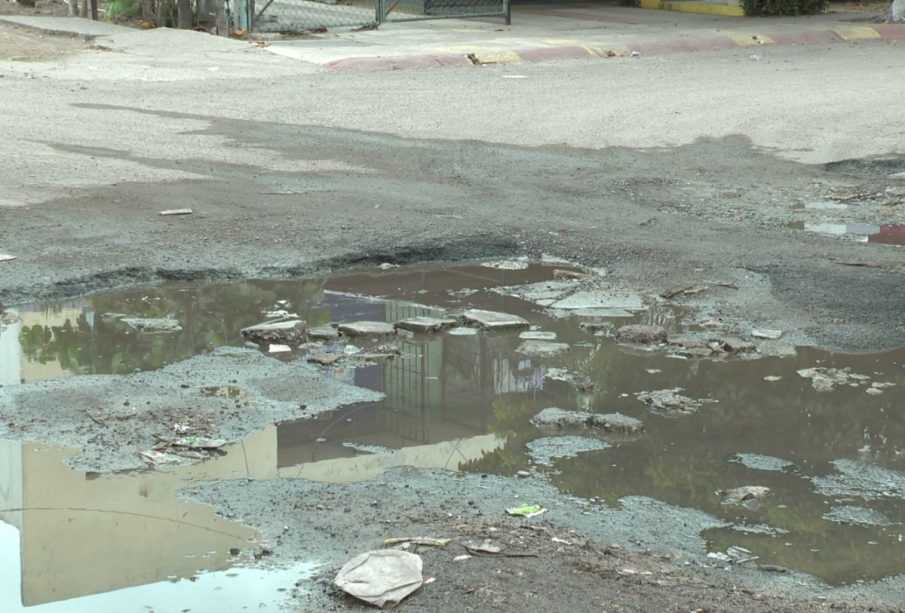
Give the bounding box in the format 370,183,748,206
121,317,183,333
308,325,339,341
617,325,667,344
636,388,711,415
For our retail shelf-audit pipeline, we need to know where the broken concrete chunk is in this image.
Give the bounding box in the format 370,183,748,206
617,324,667,344
121,317,183,333
159,208,193,216
394,316,458,333
334,549,423,608
337,321,396,337
516,340,570,356
308,325,339,341
636,388,711,415
587,412,644,434
544,368,595,392
461,309,530,331
241,319,306,345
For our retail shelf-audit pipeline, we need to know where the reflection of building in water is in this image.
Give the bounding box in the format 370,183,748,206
277,300,543,475
0,302,94,384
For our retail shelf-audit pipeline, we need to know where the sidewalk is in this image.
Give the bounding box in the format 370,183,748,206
2,6,903,71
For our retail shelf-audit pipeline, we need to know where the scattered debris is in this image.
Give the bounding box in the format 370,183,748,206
797,367,870,392
338,321,396,337
720,486,771,508
764,375,782,382
461,309,530,331
378,262,398,270
453,554,471,561
0,254,16,262
617,325,667,344
334,550,424,608
268,344,292,353
550,288,644,312
394,316,458,333
121,317,183,333
661,284,708,299
636,388,713,415
506,504,546,518
159,208,193,216
383,537,450,548
751,329,783,340
241,319,306,345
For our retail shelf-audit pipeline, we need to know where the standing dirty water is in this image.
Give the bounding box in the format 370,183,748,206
1,260,905,611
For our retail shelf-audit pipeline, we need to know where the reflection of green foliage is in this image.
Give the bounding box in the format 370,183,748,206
18,278,330,376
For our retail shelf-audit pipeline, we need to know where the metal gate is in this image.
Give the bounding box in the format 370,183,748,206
246,0,509,34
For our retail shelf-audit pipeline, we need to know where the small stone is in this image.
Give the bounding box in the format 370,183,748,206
588,412,644,434
616,325,667,344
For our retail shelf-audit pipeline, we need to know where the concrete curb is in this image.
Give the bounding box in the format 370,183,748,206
325,23,905,71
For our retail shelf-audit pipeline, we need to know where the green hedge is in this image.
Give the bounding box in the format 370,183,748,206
741,0,826,15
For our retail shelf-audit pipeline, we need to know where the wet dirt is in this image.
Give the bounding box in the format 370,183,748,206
3,260,905,610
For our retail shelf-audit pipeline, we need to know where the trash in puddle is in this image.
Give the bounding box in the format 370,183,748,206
465,539,502,554
720,486,771,508
334,550,424,608
159,208,193,216
383,537,450,548
636,388,713,415
751,329,783,340
506,504,546,518
0,254,16,262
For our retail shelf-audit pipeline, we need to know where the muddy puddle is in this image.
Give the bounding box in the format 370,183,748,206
2,259,905,608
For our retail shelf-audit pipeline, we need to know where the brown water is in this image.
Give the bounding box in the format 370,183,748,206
2,259,905,609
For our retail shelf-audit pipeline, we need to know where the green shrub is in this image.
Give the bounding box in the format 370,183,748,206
741,0,825,15
106,0,141,21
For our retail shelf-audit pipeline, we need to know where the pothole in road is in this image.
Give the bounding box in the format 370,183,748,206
1,259,905,609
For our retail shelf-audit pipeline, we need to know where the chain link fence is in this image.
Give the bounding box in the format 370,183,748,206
247,0,508,33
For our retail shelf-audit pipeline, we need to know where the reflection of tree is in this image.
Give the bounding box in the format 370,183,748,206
18,279,330,376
